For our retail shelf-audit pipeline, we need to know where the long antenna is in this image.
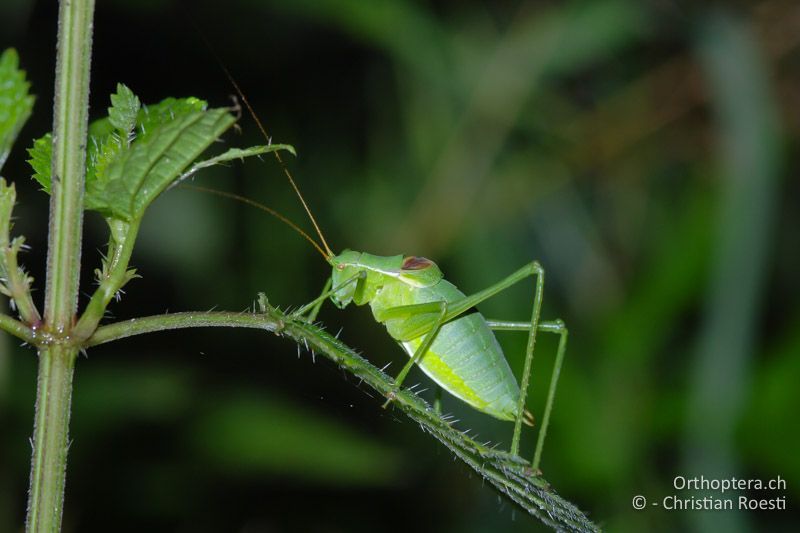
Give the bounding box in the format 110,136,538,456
206,46,334,260
181,184,330,260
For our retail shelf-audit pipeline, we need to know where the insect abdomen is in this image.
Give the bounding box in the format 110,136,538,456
372,279,521,421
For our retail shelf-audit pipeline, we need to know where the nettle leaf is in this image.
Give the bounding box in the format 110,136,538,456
26,85,294,223
85,99,236,221
176,144,296,183
0,49,35,172
82,84,142,189
107,83,140,139
28,134,52,192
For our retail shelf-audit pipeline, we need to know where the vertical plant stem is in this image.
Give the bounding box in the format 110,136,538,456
27,0,96,531
43,0,94,328
26,346,78,533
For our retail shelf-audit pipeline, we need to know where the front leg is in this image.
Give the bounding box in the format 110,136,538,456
291,273,363,320
294,277,332,322
381,300,448,407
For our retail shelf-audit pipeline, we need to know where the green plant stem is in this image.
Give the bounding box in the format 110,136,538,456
2,241,42,325
0,312,36,344
0,180,42,326
72,219,140,341
87,310,277,347
28,0,95,531
26,346,78,533
87,307,599,532
43,0,94,329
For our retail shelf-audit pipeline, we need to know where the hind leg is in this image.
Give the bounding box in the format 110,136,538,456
487,318,568,469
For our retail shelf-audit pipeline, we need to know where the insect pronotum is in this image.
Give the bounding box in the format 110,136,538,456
205,63,569,470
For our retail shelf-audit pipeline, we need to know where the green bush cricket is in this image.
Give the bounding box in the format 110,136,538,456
207,71,569,471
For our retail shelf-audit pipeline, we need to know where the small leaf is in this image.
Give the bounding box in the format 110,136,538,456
26,86,283,224
175,144,296,184
137,96,207,138
107,83,140,142
0,177,16,249
0,49,35,172
84,94,225,220
27,134,52,192
86,104,236,220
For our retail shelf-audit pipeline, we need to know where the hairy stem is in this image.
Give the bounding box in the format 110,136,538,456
28,0,96,531
25,346,78,533
87,310,276,346
72,219,140,341
0,312,36,344
2,240,42,325
88,307,599,532
0,180,41,326
43,0,94,330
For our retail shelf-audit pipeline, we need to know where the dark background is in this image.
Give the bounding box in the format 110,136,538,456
1,0,798,531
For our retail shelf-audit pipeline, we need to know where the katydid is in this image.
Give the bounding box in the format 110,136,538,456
211,72,569,470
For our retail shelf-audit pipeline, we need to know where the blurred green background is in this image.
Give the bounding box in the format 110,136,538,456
1,0,798,531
